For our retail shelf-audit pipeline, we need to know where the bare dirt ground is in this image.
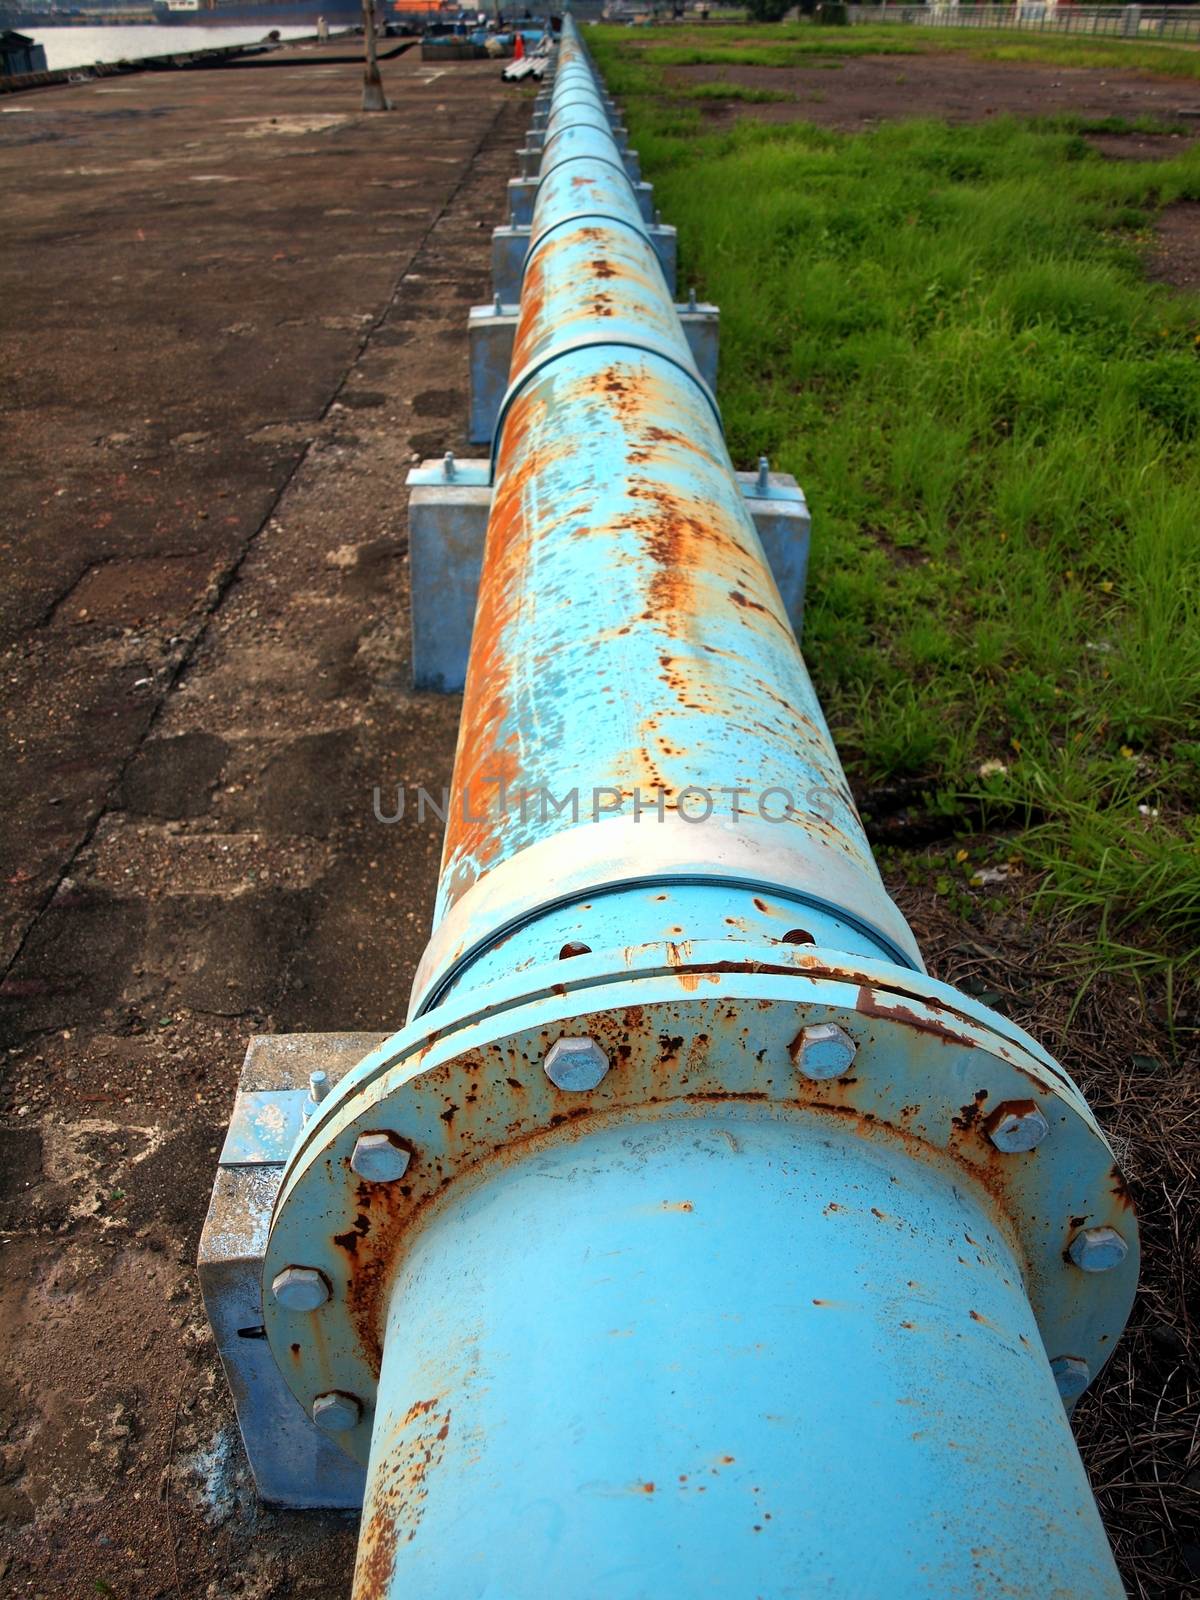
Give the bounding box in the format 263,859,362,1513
668,48,1200,132
1150,198,1200,292
0,35,1196,1600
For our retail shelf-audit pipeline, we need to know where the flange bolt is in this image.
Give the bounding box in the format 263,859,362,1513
350,1130,412,1184
985,1100,1050,1154
1068,1225,1128,1273
271,1266,330,1312
544,1036,610,1092
791,1021,857,1081
313,1392,362,1433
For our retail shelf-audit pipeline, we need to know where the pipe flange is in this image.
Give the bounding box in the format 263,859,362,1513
262,940,1138,1464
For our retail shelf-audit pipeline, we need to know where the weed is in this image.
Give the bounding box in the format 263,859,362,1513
590,26,1200,975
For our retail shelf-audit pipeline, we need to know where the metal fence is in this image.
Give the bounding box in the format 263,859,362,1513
848,3,1200,42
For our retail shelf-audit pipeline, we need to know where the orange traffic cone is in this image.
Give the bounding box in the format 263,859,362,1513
513,30,524,58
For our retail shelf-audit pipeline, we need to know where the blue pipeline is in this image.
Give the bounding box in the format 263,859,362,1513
257,22,1137,1600
363,1113,1123,1600
413,36,921,1012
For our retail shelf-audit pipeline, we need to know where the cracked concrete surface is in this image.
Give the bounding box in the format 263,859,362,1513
0,40,529,1598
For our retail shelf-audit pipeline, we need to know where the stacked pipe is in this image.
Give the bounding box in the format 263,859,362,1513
259,22,1138,1598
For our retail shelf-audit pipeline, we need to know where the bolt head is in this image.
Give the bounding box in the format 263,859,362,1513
986,1101,1050,1154
791,1022,857,1081
1050,1355,1091,1401
312,1391,362,1432
544,1035,610,1092
1068,1225,1128,1273
350,1130,411,1184
271,1266,329,1312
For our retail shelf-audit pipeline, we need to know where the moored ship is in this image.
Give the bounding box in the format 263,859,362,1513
151,0,364,23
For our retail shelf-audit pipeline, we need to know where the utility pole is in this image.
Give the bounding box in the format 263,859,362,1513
361,0,388,111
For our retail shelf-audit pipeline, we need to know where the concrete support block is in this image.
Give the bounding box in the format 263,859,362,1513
652,221,676,296
735,469,811,633
406,458,807,692
507,176,536,228
467,300,719,447
468,300,518,446
197,1033,385,1508
493,221,676,303
491,225,528,305
508,175,654,228
679,302,720,394
408,457,493,693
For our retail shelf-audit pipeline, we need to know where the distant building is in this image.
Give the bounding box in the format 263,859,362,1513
0,29,48,75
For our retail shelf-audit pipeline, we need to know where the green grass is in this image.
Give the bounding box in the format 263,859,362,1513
590,25,1200,979
676,80,794,103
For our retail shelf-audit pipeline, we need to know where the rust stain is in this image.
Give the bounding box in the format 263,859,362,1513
856,984,977,1050
333,1211,371,1256
354,1503,398,1600
356,1399,453,1590
954,1090,992,1134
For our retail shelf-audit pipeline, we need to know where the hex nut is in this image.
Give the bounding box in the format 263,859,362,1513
1050,1355,1091,1401
271,1266,330,1312
312,1391,362,1433
350,1130,412,1184
791,1022,857,1082
544,1036,610,1092
1068,1225,1128,1273
985,1100,1050,1154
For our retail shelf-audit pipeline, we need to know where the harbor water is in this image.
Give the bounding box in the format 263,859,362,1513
28,24,319,72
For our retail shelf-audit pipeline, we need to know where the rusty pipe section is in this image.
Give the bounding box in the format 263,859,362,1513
410,25,922,1016
255,23,1137,1600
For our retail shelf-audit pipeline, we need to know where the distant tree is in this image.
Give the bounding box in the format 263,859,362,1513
745,0,792,18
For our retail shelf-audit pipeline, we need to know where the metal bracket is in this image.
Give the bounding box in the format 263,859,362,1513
493,220,676,303
407,459,809,692
197,1032,386,1508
